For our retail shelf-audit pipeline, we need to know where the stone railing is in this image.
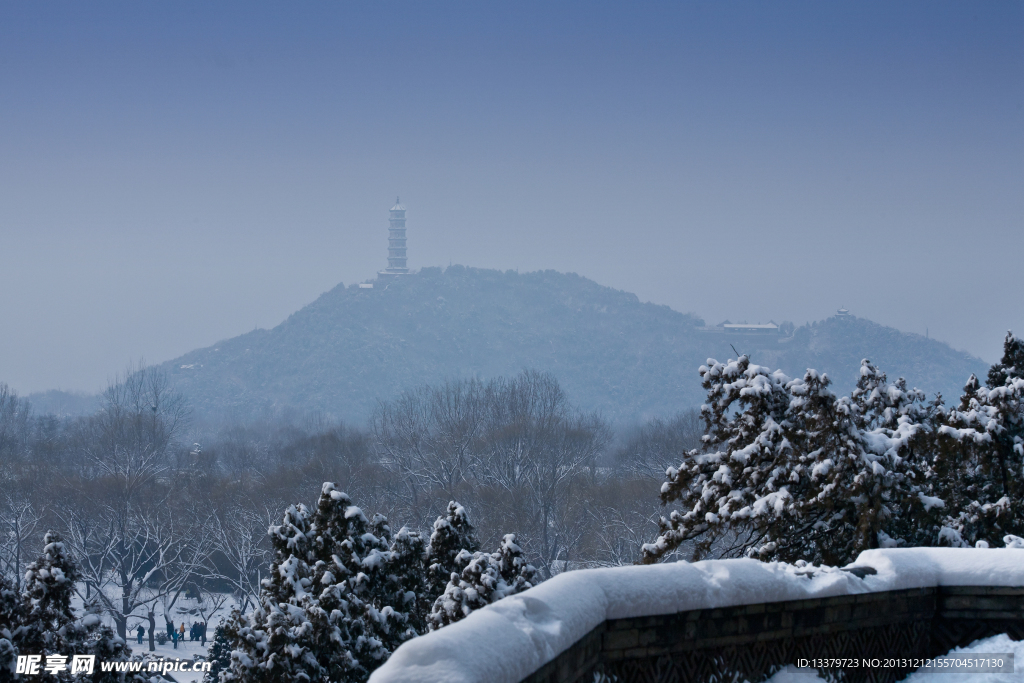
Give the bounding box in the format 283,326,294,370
524,585,1024,683
369,549,1024,683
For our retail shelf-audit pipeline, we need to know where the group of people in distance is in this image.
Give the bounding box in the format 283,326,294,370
133,620,209,648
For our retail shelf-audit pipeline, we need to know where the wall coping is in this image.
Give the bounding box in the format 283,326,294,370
369,548,1024,683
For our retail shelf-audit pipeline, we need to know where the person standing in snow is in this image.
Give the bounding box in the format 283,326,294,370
200,622,206,645
166,620,174,640
171,629,178,649
179,622,186,644
136,625,145,644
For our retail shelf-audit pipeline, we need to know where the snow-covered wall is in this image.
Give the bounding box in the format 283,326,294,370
369,549,1024,683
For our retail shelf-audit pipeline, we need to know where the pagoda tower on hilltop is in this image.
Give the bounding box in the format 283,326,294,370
379,197,411,277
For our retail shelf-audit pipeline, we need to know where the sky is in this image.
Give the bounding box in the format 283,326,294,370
1,1,1021,395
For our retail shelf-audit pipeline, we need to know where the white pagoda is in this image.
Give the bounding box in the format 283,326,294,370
379,197,411,277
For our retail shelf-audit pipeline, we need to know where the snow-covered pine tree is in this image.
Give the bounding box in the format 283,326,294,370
385,526,428,635
0,532,144,683
927,375,986,547
225,484,437,683
19,531,80,645
936,333,1024,547
424,502,480,606
824,362,935,557
16,531,83,682
88,623,143,683
641,357,936,566
987,331,1024,389
225,486,537,677
367,513,431,644
306,483,394,683
774,368,853,562
427,533,540,630
0,573,22,681
203,621,232,683
639,356,796,563
222,503,322,683
427,551,502,630
492,534,541,594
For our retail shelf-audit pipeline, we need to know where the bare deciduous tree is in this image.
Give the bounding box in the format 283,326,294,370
0,383,32,465
372,378,484,516
63,501,210,645
374,370,611,577
204,506,274,614
0,494,40,589
478,372,610,576
614,408,703,478
60,363,207,646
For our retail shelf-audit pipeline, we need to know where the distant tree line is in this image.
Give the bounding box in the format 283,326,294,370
0,365,681,647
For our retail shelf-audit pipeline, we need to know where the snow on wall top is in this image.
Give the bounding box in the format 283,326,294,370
368,549,1024,683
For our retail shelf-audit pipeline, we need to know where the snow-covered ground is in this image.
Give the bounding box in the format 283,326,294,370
131,635,212,683
901,635,1024,683
69,589,240,683
369,548,1024,683
764,634,1024,683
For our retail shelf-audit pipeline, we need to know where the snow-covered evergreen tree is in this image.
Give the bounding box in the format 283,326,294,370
986,331,1024,389
385,527,428,635
224,484,434,683
428,551,501,630
492,534,541,595
0,573,21,681
203,621,232,683
0,532,144,683
222,503,322,683
20,532,84,645
424,502,479,606
641,356,936,566
427,533,539,630
829,363,935,554
640,356,801,563
16,531,84,682
935,333,1024,547
306,483,393,682
88,624,142,683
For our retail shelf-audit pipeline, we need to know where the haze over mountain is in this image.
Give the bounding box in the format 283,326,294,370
2,4,1021,397
107,266,989,425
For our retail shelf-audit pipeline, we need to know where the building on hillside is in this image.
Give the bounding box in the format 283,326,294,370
719,321,780,335
698,320,783,335
378,197,411,278
836,307,851,318
697,320,789,340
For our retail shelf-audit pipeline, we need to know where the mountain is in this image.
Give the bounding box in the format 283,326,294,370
158,266,988,425
24,389,101,417
749,317,984,404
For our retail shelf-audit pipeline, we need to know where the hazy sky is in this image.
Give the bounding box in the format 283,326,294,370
1,1,1022,394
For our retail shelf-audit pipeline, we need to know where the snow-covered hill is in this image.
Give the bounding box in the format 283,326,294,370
157,266,987,424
